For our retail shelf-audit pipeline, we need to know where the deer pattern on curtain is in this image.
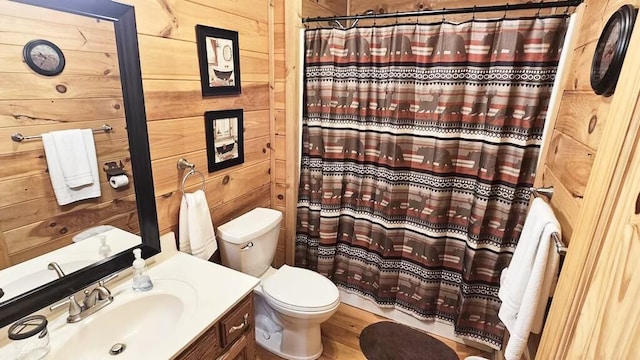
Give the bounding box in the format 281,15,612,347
296,17,568,348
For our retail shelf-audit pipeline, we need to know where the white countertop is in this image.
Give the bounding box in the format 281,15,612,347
153,253,260,358
0,250,260,359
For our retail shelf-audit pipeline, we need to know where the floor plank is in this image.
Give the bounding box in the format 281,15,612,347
256,303,492,359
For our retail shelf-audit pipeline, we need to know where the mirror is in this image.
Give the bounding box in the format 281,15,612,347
0,0,160,327
0,1,135,300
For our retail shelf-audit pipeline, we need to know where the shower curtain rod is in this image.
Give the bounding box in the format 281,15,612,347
302,0,583,23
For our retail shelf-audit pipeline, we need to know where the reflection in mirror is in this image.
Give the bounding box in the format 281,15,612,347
0,1,140,303
0,0,160,327
0,229,140,301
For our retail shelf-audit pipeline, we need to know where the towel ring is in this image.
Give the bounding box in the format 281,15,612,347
177,158,205,193
181,168,205,193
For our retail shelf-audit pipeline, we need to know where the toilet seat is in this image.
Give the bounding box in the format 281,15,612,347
262,265,339,313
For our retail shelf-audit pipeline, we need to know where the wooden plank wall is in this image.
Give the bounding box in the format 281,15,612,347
275,0,348,265
0,1,137,269
121,0,274,260
534,0,640,242
538,0,640,356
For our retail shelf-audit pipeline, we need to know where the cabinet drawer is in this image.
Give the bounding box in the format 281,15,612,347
219,296,253,348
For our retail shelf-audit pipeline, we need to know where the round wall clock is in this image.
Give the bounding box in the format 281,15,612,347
23,39,66,76
590,5,638,97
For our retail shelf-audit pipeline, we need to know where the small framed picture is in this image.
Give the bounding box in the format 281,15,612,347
196,25,241,96
204,109,244,172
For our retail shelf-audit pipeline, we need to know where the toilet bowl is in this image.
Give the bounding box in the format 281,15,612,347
216,208,340,360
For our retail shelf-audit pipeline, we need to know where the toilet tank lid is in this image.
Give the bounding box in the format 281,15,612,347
216,208,282,244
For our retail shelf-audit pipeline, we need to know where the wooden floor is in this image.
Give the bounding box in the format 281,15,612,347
256,303,491,359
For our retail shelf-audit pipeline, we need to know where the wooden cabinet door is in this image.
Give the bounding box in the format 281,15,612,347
217,333,254,360
175,295,255,360
175,324,220,360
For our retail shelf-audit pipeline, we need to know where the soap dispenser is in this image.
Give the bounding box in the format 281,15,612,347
98,235,111,259
132,248,153,292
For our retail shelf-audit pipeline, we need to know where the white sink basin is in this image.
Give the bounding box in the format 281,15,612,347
0,252,260,360
49,279,197,360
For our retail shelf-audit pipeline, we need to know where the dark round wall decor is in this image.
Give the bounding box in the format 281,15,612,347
590,5,638,97
23,39,66,76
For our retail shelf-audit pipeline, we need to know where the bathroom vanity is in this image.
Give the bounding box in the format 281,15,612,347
0,250,260,360
176,294,255,360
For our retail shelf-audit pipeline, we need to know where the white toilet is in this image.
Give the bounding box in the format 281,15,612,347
216,208,340,360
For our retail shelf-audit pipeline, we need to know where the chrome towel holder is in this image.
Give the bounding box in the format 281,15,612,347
177,158,205,193
530,185,567,255
530,186,554,199
11,124,113,142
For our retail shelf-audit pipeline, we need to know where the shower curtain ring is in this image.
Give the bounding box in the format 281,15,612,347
395,11,399,24
564,5,570,14
503,3,510,19
472,5,476,20
441,7,446,22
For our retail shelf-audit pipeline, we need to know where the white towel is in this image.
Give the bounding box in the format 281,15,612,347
498,197,561,360
51,129,94,188
178,190,218,260
42,129,101,205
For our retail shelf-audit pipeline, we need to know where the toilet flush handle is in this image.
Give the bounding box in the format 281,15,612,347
241,242,254,251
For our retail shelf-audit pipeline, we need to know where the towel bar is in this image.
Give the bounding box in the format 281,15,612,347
11,124,113,142
551,233,567,255
530,186,567,255
530,186,554,199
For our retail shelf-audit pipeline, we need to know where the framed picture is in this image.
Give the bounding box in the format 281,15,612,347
196,25,241,96
204,109,244,172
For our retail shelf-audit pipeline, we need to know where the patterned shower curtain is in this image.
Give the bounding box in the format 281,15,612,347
296,16,568,348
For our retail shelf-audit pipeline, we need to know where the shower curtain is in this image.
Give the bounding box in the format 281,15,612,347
296,16,568,348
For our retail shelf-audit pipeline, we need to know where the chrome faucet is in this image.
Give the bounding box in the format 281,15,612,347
47,262,66,278
50,274,118,323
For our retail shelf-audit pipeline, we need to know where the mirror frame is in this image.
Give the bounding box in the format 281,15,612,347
0,0,160,327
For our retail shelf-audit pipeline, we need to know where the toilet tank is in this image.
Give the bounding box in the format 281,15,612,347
216,208,282,277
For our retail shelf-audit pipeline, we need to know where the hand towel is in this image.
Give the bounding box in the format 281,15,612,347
50,129,94,188
498,197,561,360
178,190,218,260
42,129,101,205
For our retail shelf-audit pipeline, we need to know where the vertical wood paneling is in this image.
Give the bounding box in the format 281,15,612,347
276,0,348,266
566,148,640,357
269,0,279,268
